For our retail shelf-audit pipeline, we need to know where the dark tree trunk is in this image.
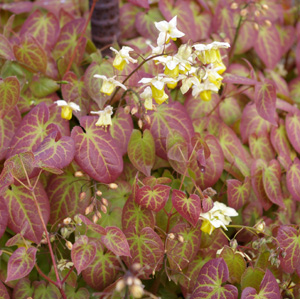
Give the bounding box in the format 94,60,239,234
89,0,120,56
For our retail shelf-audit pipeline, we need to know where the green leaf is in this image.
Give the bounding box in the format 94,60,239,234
241,267,265,292
29,77,59,98
128,129,155,177
64,285,89,299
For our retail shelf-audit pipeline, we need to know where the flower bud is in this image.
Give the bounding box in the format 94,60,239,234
61,227,69,238
144,115,151,125
240,8,248,17
230,2,238,9
256,221,265,233
109,183,118,189
130,285,144,298
264,19,272,27
96,190,102,196
74,171,84,177
138,119,143,129
116,279,125,292
79,192,86,201
262,4,269,10
96,210,102,219
253,23,259,31
124,106,131,114
178,234,184,243
168,233,175,240
92,214,99,223
254,10,260,17
127,277,133,286
101,197,109,206
63,217,72,225
85,204,94,215
131,107,138,115
101,205,107,214
66,241,73,250
74,214,82,224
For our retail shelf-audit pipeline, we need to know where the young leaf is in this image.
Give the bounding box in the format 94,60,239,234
0,34,15,60
254,25,282,69
64,285,89,299
219,246,246,284
32,280,60,299
12,278,34,299
82,241,119,291
241,267,265,292
136,184,171,212
255,79,277,126
124,226,164,278
71,235,97,274
71,116,123,184
286,109,300,154
20,9,60,49
191,258,238,299
286,158,300,201
171,189,201,227
241,269,280,299
13,35,47,73
4,182,50,243
128,129,155,177
101,226,131,257
227,178,251,210
122,196,155,231
0,77,20,119
6,247,37,282
249,133,275,162
277,225,300,273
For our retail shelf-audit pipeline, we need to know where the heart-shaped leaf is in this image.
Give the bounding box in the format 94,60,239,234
191,258,238,299
71,116,123,183
172,189,201,227
12,278,34,298
227,178,251,210
286,158,300,201
286,109,300,154
6,247,37,282
71,236,97,274
249,132,275,162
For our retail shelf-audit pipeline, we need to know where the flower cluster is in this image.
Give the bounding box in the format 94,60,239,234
199,201,238,235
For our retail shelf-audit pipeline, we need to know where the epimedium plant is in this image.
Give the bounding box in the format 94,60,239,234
0,0,300,298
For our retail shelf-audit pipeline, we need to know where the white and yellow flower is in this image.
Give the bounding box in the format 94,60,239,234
55,100,80,120
90,105,114,128
154,15,185,45
94,75,127,96
140,86,153,111
192,77,219,101
193,41,230,65
110,46,137,71
199,201,238,235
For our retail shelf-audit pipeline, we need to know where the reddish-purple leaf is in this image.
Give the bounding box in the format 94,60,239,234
0,280,10,299
191,258,238,299
227,178,251,210
255,79,277,125
286,109,300,154
128,0,149,8
4,182,50,243
193,9,211,41
33,132,75,169
122,196,155,231
124,226,164,279
167,222,201,271
12,278,34,299
262,160,284,208
0,107,21,160
101,226,131,257
0,197,8,239
0,34,15,60
20,9,60,49
254,25,282,69
6,247,37,282
277,225,300,273
82,241,119,291
172,190,201,227
136,184,171,212
71,236,97,274
0,77,20,119
71,116,123,183
219,97,242,126
222,74,256,86
0,162,14,195
119,4,140,39
289,77,300,104
13,35,47,73
241,269,280,299
286,158,300,201
6,103,58,159
249,132,275,162
277,25,295,55
251,159,272,210
235,20,258,54
240,103,272,143
128,129,155,177
0,2,33,14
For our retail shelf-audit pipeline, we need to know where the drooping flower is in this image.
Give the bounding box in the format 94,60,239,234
90,105,114,128
155,55,181,78
199,201,238,235
193,41,230,65
94,75,127,96
110,46,137,71
55,100,80,120
191,77,219,101
154,15,185,45
140,86,153,111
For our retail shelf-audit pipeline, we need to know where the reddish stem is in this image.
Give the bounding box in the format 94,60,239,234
61,266,75,284
64,0,98,76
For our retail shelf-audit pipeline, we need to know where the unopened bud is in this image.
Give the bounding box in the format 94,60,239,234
230,2,238,9
61,227,69,238
131,107,138,115
101,197,109,206
253,23,259,31
127,277,133,286
124,106,131,114
96,190,102,196
130,285,144,298
132,263,142,272
138,119,143,129
50,234,56,242
74,214,82,224
256,221,265,233
254,10,260,17
133,277,142,286
74,171,84,177
264,19,271,27
262,4,269,10
240,8,248,17
66,241,73,250
101,204,107,213
116,279,126,292
92,214,99,224
96,210,102,219
85,204,94,215
230,239,238,251
79,192,86,201
178,235,184,243
144,114,151,125
108,183,118,189
63,217,72,225
168,233,175,240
